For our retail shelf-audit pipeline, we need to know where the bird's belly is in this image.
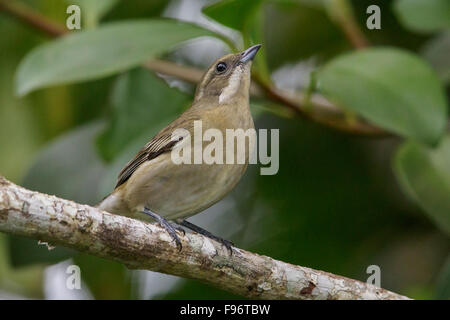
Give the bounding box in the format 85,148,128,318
122,153,248,220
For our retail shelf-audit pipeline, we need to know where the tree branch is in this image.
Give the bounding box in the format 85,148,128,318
0,0,388,137
0,176,409,300
0,0,67,37
327,0,370,49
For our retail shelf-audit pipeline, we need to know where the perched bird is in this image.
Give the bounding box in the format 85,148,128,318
97,44,261,252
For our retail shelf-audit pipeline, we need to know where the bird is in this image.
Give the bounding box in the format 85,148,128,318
97,44,261,252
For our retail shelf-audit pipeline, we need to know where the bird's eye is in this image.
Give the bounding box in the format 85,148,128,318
216,62,227,73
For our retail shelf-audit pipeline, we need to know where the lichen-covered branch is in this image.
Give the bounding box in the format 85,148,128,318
0,176,409,300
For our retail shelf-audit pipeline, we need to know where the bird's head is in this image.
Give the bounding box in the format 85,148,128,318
194,44,261,105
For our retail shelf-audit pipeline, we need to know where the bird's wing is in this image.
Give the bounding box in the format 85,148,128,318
114,113,199,189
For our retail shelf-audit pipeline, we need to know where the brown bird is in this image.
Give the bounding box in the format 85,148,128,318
98,44,261,252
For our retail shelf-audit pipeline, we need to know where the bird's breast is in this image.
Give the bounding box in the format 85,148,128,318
120,103,255,220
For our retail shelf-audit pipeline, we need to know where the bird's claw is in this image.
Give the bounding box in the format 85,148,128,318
142,208,184,251
218,238,234,255
159,220,183,251
178,220,234,255
171,223,186,236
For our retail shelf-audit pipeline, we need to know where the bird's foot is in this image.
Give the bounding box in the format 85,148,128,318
143,208,183,251
216,238,234,255
170,223,186,236
179,220,234,255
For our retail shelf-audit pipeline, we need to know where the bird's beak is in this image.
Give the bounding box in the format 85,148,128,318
239,44,261,64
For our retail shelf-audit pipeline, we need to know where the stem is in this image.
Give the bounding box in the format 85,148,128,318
327,0,370,49
0,0,68,37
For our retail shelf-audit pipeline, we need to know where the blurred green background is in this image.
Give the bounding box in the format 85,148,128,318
0,0,449,299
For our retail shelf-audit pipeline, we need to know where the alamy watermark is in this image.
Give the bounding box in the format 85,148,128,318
66,5,81,30
366,5,381,30
366,265,381,287
66,264,81,290
169,120,279,175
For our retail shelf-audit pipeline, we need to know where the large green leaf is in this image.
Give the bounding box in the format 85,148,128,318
393,0,450,33
15,19,219,95
316,48,447,146
97,68,190,161
394,135,450,236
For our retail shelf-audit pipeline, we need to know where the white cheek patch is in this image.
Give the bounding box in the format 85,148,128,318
219,68,241,104
196,87,204,101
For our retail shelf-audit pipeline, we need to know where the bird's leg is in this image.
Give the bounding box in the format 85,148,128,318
179,220,234,254
142,208,183,251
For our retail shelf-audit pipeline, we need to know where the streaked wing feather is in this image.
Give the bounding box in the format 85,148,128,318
114,113,199,189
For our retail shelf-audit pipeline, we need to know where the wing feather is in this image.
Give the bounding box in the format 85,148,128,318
114,113,199,189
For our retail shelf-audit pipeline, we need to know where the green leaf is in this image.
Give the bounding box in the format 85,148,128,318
316,48,448,146
15,19,219,95
422,31,450,84
202,0,263,31
393,0,450,33
97,68,190,161
394,135,450,236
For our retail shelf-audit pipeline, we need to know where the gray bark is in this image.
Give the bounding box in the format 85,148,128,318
0,176,409,300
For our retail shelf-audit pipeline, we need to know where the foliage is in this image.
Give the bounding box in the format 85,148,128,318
15,19,219,95
316,48,447,145
394,135,450,235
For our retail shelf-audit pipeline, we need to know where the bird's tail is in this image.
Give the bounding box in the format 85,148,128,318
96,192,127,215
